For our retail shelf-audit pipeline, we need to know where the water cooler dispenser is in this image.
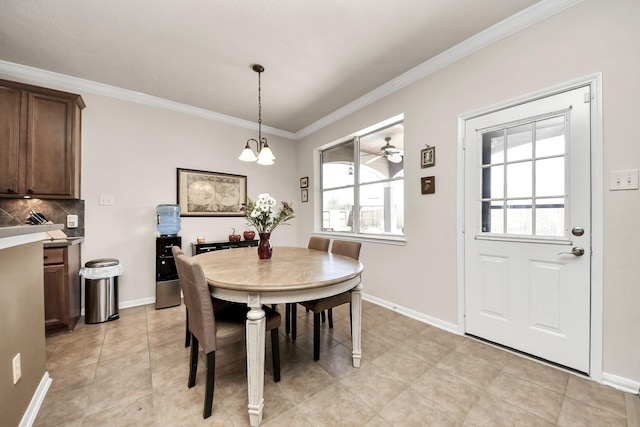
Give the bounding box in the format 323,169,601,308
156,204,182,309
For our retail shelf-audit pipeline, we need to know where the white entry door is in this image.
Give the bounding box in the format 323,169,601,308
463,86,591,373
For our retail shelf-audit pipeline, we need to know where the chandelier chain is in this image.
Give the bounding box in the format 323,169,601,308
257,70,262,140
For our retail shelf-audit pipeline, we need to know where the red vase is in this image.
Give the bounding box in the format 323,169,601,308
257,233,272,259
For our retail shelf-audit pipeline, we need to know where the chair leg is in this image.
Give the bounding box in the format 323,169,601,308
185,309,191,347
291,304,297,341
328,308,334,328
188,334,199,388
203,351,215,419
285,303,291,334
313,312,321,360
271,328,281,382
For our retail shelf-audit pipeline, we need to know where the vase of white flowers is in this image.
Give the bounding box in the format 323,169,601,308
242,193,295,259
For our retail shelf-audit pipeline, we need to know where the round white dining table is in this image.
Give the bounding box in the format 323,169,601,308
195,246,364,426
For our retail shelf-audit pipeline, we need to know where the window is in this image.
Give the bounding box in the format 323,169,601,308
320,120,404,237
480,114,567,237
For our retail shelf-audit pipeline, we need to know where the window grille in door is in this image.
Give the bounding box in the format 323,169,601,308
480,113,568,238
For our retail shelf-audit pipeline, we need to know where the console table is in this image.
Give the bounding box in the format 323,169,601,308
191,239,258,255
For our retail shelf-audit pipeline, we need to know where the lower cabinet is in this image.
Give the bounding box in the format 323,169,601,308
43,244,81,334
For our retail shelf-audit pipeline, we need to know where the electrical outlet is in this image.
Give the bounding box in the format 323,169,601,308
13,353,21,384
67,214,78,228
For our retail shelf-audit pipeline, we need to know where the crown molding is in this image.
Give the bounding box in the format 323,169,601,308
294,0,583,139
0,60,295,140
0,0,581,142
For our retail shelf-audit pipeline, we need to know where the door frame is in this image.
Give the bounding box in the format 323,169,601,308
456,73,603,381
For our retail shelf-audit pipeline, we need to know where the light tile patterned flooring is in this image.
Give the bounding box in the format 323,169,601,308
35,301,640,426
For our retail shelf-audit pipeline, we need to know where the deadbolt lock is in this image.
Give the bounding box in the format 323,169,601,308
571,226,585,236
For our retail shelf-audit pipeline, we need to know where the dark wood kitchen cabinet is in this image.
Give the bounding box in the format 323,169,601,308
43,245,81,334
0,79,85,199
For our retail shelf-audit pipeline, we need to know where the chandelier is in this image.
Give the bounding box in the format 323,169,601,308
238,64,275,166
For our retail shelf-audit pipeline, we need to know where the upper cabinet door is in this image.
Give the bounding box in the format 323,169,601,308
0,85,23,196
0,79,84,199
26,92,76,198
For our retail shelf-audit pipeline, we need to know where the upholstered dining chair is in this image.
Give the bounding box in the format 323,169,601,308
299,239,361,360
286,237,331,339
172,246,281,419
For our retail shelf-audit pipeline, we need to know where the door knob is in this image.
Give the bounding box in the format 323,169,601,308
558,247,585,256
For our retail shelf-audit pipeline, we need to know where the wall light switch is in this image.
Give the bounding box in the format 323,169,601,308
99,193,115,206
609,169,639,191
67,214,78,228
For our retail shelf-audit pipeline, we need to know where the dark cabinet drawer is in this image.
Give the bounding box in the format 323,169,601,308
43,248,65,265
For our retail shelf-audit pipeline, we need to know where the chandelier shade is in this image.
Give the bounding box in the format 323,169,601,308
239,64,275,165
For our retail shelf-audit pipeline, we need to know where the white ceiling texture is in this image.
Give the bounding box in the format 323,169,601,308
0,0,579,139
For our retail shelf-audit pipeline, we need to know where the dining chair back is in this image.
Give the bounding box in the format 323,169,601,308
172,246,281,419
287,237,332,339
300,239,361,360
308,236,330,252
331,239,361,260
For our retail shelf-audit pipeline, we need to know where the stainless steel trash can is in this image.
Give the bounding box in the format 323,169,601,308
81,258,123,324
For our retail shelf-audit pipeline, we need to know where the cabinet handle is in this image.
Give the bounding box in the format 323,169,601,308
27,188,34,193
7,188,14,193
43,255,48,260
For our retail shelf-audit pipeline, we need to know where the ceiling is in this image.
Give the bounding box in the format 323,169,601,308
0,0,543,135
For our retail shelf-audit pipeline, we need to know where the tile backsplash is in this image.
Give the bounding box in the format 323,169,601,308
0,199,85,237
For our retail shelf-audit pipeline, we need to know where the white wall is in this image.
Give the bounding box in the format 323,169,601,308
2,0,637,388
80,93,299,305
296,0,640,385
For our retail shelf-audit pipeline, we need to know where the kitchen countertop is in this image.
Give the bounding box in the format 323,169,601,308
43,237,84,248
0,224,63,239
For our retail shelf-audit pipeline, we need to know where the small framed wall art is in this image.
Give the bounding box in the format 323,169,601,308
421,176,436,194
301,188,309,203
421,146,435,168
300,176,309,188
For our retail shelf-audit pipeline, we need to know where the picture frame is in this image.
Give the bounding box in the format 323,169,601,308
421,146,436,168
301,188,309,203
421,176,436,194
177,168,247,217
300,176,309,188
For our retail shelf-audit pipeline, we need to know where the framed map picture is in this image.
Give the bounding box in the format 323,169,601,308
177,168,247,217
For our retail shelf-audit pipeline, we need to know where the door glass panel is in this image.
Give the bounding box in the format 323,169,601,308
482,165,504,199
536,116,565,157
482,130,504,165
506,124,532,162
536,157,564,197
481,112,568,238
506,162,531,198
482,200,504,233
535,198,565,236
506,199,532,235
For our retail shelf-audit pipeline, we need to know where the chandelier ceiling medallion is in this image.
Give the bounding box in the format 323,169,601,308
238,64,275,166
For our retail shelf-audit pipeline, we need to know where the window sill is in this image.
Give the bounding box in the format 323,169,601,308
313,231,406,246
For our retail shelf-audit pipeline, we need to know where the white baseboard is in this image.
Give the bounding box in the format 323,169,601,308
363,293,459,334
19,372,52,427
119,297,156,310
602,372,640,395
